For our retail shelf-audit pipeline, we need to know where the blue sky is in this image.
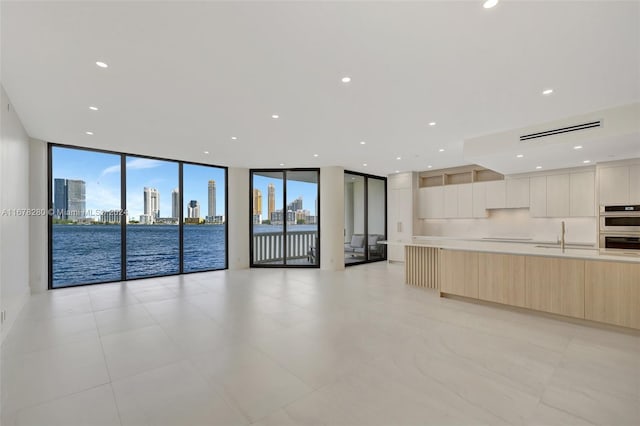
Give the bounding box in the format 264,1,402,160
52,147,226,219
253,173,318,219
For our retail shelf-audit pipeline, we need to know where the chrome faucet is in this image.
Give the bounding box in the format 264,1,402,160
560,221,566,252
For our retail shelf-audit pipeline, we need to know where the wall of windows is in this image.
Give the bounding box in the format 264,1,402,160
250,169,320,267
49,144,227,288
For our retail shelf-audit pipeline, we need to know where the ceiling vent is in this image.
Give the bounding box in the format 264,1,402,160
519,120,602,142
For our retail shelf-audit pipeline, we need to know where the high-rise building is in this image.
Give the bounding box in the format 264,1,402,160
253,189,262,216
171,188,179,219
287,196,303,212
53,178,86,219
53,178,67,219
207,180,216,222
143,187,160,221
267,183,275,220
187,200,200,219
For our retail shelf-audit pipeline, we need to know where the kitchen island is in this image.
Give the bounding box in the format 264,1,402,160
399,238,640,330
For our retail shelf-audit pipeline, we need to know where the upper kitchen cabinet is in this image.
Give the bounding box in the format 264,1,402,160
570,171,596,216
546,174,571,217
485,180,506,209
599,166,629,205
598,161,640,205
418,186,444,219
529,176,547,217
506,177,530,208
472,182,488,218
530,170,595,218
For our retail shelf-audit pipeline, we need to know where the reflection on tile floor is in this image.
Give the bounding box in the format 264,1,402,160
2,263,639,425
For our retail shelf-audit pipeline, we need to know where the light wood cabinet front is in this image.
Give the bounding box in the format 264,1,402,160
525,257,585,318
440,250,479,298
478,253,526,307
585,260,640,329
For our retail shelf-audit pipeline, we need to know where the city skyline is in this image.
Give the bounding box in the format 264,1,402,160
253,175,318,221
51,147,226,220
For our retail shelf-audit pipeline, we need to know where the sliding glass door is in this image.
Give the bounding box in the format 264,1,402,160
49,144,228,289
343,171,387,266
250,169,319,267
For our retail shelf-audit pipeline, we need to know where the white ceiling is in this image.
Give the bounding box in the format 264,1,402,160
2,1,639,177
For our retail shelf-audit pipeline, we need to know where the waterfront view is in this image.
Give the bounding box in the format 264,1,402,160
52,224,227,287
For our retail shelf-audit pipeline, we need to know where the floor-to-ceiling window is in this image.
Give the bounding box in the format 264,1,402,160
183,163,227,272
50,146,122,287
250,169,319,267
343,171,387,266
49,144,227,288
125,156,179,279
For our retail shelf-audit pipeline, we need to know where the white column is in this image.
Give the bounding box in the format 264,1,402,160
29,138,48,293
320,166,345,270
227,167,250,269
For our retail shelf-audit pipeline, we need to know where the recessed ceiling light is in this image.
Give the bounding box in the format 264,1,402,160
583,160,591,164
279,163,285,166
341,76,351,83
360,141,366,145
95,61,108,68
313,154,319,157
542,88,554,95
483,0,499,9
429,122,436,126
231,136,237,140
85,131,94,135
363,163,367,167
516,154,524,158
536,166,542,169
271,114,279,119
89,106,99,111
204,151,209,154
395,170,400,173
439,148,445,152
396,156,401,160
427,165,433,169
573,145,583,150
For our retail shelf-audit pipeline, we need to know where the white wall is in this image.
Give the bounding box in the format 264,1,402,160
353,180,365,234
418,208,597,245
29,139,48,293
1,85,32,342
320,166,345,270
228,167,249,269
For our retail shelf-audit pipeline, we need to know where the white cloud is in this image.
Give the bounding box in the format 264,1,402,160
101,158,163,176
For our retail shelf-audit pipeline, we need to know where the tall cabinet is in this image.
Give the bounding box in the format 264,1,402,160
387,172,416,262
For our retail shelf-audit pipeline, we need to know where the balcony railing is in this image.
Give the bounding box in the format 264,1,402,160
253,230,317,264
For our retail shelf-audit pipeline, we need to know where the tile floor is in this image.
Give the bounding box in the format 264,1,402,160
1,263,639,425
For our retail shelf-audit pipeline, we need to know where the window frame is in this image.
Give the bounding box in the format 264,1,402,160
47,142,229,289
249,168,321,268
343,170,388,267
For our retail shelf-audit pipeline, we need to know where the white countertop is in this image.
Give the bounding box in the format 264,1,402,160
382,237,640,263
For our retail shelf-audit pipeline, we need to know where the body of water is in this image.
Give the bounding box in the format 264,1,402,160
52,224,226,287
52,223,319,287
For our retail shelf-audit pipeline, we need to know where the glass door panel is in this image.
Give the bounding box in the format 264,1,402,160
252,171,285,265
285,171,319,266
51,146,122,287
183,163,227,272
367,177,386,261
344,173,366,265
126,157,179,278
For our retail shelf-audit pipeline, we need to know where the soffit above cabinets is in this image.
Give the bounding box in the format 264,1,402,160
463,103,640,175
